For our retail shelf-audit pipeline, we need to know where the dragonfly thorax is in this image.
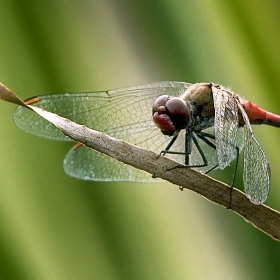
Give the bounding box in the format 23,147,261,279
192,115,215,132
180,83,216,132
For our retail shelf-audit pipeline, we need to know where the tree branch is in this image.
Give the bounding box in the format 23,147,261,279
30,105,280,241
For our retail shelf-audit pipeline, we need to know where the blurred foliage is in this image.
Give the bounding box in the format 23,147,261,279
0,0,280,279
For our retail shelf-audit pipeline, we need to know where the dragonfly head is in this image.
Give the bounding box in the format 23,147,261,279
152,95,191,136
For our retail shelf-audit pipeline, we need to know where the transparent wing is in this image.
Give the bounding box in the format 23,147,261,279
212,85,240,169
63,145,161,182
13,81,192,142
236,100,270,204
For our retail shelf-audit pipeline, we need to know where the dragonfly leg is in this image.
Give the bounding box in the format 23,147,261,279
228,144,239,209
153,134,179,178
171,131,213,192
190,133,208,167
198,132,240,209
161,129,192,167
196,132,219,173
158,134,179,158
165,130,212,170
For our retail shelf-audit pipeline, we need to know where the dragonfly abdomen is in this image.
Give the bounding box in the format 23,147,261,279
242,99,280,127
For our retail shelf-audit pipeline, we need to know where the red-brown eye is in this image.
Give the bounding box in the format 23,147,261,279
152,95,191,135
152,95,169,114
165,97,190,117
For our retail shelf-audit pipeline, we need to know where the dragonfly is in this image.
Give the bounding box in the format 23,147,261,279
13,82,280,204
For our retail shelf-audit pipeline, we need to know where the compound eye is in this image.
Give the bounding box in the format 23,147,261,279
152,95,191,135
165,97,190,117
165,97,191,129
152,95,169,113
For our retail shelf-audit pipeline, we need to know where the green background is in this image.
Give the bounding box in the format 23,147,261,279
1,1,280,279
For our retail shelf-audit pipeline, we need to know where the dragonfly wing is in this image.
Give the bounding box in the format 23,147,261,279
64,145,162,182
13,81,192,141
212,85,240,169
236,100,270,204
14,104,71,141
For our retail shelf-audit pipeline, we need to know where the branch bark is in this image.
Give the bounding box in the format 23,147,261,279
31,105,280,241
